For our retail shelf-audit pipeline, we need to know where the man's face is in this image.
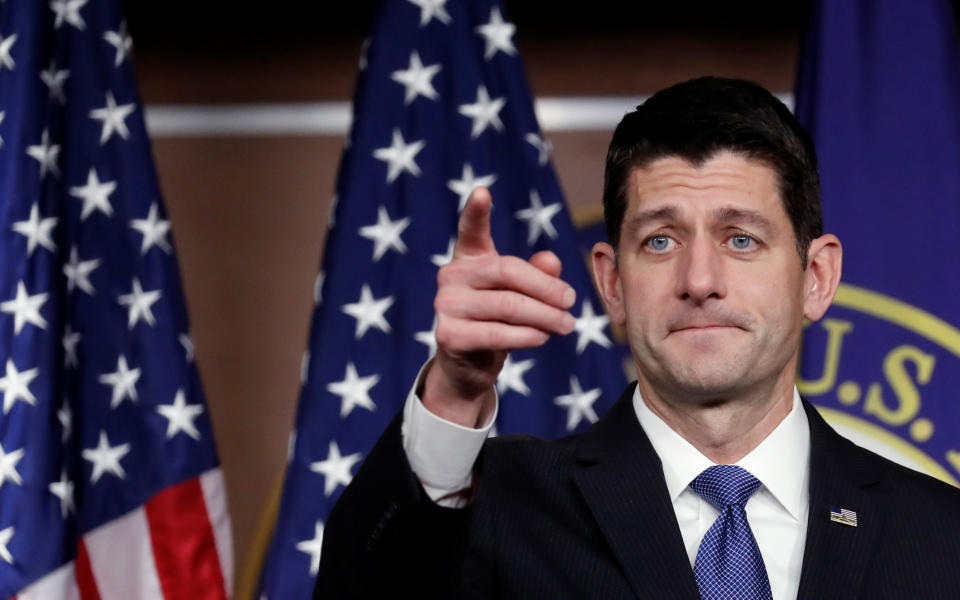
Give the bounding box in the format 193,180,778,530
595,151,813,402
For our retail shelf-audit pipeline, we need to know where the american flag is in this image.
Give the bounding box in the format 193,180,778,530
258,0,626,597
830,506,858,527
0,1,231,598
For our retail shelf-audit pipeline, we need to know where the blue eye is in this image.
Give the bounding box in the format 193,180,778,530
730,234,754,250
648,235,672,252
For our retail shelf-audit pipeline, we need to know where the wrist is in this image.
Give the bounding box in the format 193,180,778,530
420,358,496,429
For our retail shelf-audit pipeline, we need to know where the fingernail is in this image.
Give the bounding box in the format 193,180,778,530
563,287,576,308
562,312,575,333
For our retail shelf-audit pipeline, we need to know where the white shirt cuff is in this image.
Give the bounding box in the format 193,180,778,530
401,362,498,507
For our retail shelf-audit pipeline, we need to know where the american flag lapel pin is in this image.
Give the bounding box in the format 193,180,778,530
830,506,858,527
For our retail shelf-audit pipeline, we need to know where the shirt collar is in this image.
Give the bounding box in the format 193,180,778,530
633,386,810,521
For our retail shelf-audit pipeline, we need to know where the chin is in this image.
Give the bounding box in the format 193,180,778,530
658,356,754,399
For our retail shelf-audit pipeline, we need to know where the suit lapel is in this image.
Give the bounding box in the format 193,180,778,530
572,384,700,600
796,400,886,599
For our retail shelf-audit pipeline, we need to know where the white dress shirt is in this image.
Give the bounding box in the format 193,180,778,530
402,375,810,600
633,386,809,600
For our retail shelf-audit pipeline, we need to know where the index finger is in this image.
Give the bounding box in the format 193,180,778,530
454,187,497,259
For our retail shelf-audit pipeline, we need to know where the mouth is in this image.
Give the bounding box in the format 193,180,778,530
669,325,742,334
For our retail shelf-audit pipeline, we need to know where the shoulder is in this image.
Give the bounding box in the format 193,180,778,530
852,439,960,507
813,408,960,515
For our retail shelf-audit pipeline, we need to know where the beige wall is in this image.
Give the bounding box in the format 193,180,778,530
142,31,799,589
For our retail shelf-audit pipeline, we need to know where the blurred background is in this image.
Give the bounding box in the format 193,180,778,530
117,0,958,588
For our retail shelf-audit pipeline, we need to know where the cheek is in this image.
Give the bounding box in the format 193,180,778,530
748,275,805,337
619,275,665,332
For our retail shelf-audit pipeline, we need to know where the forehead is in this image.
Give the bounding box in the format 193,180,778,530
625,151,785,220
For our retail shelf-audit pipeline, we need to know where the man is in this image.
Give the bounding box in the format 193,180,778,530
316,77,960,599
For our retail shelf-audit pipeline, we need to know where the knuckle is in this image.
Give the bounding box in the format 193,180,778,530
497,293,525,321
485,327,507,349
434,320,455,349
434,288,453,313
436,263,456,287
499,256,521,282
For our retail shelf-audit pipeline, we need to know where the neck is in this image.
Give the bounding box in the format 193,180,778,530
636,367,796,464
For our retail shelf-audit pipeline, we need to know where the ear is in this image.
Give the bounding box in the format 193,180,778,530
802,234,843,322
591,241,626,326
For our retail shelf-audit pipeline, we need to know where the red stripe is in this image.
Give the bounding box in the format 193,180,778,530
144,478,227,600
75,540,103,600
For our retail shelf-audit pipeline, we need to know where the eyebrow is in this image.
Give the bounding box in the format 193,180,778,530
623,206,681,233
712,207,775,232
623,205,776,235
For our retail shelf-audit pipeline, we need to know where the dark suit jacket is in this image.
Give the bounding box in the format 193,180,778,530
316,383,960,599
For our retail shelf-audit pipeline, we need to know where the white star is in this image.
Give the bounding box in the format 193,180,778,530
407,0,452,26
475,7,516,60
414,316,438,357
372,129,426,184
69,168,116,220
326,362,379,419
447,163,497,212
103,21,132,66
117,277,162,329
310,440,362,496
25,130,61,179
296,520,325,576
40,61,69,104
458,86,506,138
314,271,324,305
554,376,601,431
515,190,562,245
89,91,135,144
63,324,81,368
82,430,130,483
0,112,4,148
0,360,38,414
358,205,411,261
63,246,99,295
0,32,16,71
130,202,171,254
430,238,455,268
496,354,535,396
11,203,58,255
179,333,194,362
98,354,141,409
0,526,13,564
157,389,204,440
49,470,76,518
50,0,88,30
0,443,24,489
525,132,552,167
1,281,48,334
573,301,612,354
57,403,72,442
342,284,394,339
391,51,442,105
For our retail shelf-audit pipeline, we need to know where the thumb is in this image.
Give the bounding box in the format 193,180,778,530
454,187,498,258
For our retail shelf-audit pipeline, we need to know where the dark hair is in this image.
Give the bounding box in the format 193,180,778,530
602,76,822,264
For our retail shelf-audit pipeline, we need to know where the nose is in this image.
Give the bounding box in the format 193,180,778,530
675,235,726,304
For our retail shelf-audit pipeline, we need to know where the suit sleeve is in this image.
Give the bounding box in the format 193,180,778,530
314,413,476,599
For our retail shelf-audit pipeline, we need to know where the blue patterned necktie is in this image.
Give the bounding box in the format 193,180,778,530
689,465,773,600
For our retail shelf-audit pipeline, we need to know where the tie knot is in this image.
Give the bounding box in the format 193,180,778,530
689,465,762,508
